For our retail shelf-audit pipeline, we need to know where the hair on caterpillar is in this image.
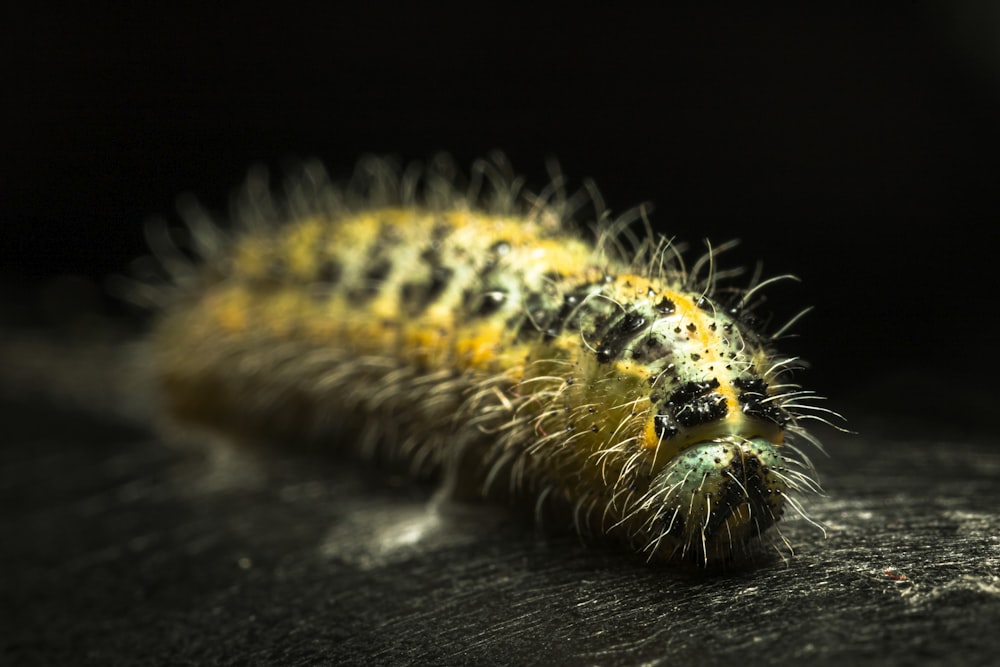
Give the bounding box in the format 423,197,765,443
128,153,844,566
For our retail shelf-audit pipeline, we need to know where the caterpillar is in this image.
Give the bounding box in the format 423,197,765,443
133,154,834,566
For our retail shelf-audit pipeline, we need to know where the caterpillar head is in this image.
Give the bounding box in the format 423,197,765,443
642,437,788,563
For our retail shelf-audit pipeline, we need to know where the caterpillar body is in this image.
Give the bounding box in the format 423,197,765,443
140,155,829,565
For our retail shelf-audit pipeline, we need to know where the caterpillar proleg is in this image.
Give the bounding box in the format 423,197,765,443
136,154,835,565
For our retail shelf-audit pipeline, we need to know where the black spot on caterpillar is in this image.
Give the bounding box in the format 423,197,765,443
128,154,841,566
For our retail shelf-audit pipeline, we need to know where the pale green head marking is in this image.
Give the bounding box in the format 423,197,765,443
645,437,788,562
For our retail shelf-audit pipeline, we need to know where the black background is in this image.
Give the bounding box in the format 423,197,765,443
4,5,1000,666
6,3,1000,405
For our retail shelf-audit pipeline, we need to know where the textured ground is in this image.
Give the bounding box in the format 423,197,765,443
2,365,998,666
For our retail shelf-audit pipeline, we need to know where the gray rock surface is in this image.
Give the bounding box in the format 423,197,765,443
2,389,997,666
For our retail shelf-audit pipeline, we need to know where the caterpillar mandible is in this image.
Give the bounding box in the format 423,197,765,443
134,154,834,565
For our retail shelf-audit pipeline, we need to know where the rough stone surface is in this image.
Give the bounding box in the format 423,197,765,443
2,390,998,666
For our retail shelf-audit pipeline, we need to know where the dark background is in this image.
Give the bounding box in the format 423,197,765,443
6,3,1000,402
4,4,1000,665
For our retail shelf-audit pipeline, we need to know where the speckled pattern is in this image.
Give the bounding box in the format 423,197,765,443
146,158,829,563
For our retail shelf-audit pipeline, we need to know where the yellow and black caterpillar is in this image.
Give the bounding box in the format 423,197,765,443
137,154,833,565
